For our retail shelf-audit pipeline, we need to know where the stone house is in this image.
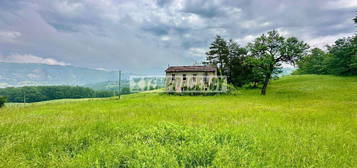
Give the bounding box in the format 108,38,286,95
165,65,219,92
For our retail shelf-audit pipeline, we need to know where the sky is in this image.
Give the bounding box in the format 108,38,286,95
0,0,356,73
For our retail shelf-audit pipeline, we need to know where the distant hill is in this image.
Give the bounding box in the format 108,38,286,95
0,62,130,88
0,62,295,88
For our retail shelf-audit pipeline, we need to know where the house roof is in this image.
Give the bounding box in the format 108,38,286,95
165,66,217,72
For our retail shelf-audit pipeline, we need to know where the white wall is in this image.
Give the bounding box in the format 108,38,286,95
165,71,217,92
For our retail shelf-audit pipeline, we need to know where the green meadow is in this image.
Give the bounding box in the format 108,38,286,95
0,75,356,167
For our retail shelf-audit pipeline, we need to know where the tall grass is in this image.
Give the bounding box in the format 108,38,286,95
0,75,356,167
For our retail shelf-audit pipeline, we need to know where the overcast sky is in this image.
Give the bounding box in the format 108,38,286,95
0,0,356,73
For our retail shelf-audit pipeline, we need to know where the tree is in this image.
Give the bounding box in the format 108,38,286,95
354,13,357,24
0,85,115,103
205,35,229,75
296,48,328,74
120,87,131,95
227,40,257,86
248,30,309,95
326,36,357,75
0,96,7,108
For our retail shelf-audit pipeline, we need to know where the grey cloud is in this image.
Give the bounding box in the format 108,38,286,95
182,0,229,18
0,0,27,10
156,0,174,7
141,23,190,36
142,25,170,36
0,0,356,73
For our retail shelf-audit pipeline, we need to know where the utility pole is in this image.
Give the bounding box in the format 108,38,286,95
118,70,121,99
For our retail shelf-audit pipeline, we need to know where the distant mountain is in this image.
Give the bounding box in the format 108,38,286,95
0,62,296,88
0,62,130,88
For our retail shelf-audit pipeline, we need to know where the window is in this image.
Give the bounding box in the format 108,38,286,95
183,74,186,80
171,74,175,81
204,73,208,83
192,74,197,82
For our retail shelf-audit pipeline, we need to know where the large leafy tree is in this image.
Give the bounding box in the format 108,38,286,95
295,37,357,76
326,36,357,75
205,35,229,75
295,14,357,76
248,30,309,95
205,37,259,86
296,48,328,74
227,40,258,86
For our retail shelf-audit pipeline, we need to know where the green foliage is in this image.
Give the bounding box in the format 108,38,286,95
0,75,356,167
84,81,130,92
204,35,229,75
296,16,357,76
228,40,260,87
295,48,329,74
296,36,357,76
120,87,131,94
247,30,309,95
205,37,263,87
0,96,7,108
204,30,308,95
326,36,357,75
0,86,117,103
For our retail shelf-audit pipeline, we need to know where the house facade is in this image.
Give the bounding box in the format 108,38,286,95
165,66,220,92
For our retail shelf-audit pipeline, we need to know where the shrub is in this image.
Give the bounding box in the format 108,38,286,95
0,96,7,108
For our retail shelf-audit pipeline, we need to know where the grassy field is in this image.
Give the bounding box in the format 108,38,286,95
0,75,356,167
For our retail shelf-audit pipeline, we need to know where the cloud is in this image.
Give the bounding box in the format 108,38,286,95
188,48,206,57
0,0,355,73
324,0,357,9
0,31,21,43
307,32,355,49
234,35,260,45
182,0,229,18
0,54,70,66
0,31,21,38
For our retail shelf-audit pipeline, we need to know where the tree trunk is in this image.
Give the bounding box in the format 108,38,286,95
261,73,271,95
219,61,223,75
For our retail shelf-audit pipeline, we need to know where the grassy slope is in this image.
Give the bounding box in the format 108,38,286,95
0,75,356,168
